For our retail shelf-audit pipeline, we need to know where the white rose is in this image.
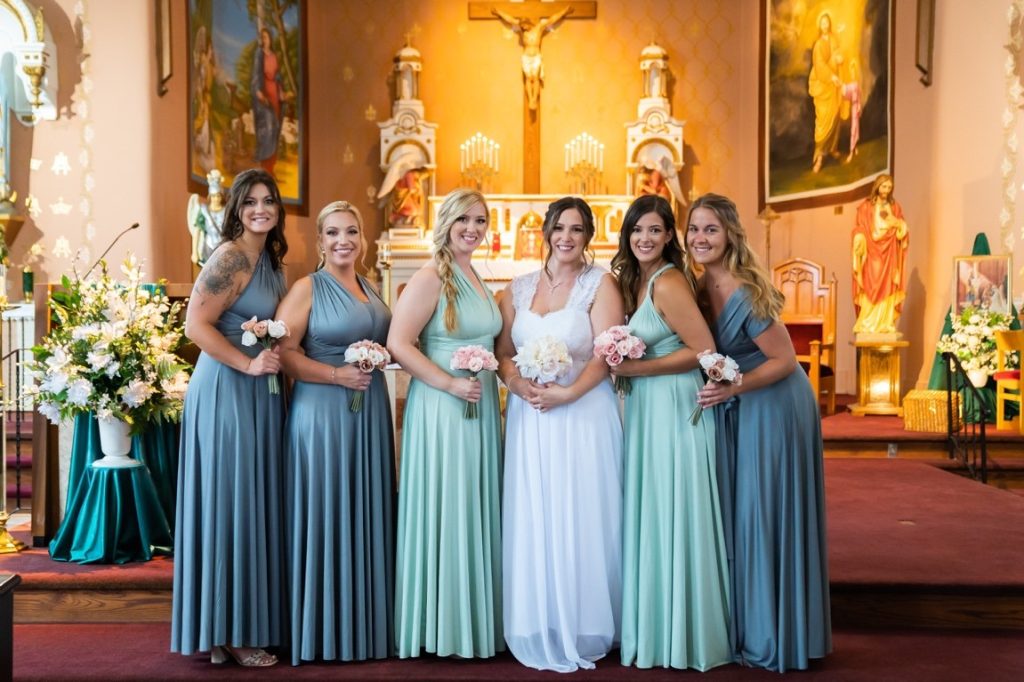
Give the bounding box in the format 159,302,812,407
267,320,289,339
241,330,258,347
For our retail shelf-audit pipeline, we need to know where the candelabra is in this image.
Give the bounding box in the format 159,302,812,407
460,133,500,192
565,133,604,195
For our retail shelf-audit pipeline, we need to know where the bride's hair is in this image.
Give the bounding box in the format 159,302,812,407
541,196,596,283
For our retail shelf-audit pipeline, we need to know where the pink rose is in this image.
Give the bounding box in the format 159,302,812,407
607,351,623,366
707,365,724,381
253,320,269,338
241,315,258,332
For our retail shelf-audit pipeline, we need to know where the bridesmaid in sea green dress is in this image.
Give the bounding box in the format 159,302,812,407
611,195,731,671
387,188,503,659
275,201,394,665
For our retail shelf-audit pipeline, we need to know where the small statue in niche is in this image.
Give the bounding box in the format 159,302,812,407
377,149,429,228
186,169,227,268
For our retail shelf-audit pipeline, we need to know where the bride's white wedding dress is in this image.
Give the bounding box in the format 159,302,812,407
503,266,623,673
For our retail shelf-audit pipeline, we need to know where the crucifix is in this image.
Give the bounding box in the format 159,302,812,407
470,1,596,192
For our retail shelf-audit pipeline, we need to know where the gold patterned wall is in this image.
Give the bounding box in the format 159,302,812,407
281,0,744,274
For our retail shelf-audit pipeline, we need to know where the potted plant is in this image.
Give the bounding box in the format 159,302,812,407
937,306,1017,387
25,255,190,467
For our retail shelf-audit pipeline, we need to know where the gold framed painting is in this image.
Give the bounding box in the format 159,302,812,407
953,255,1012,316
187,0,308,214
759,0,894,211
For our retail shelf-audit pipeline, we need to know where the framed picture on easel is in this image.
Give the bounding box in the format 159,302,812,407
759,0,894,210
187,0,308,214
953,255,1012,316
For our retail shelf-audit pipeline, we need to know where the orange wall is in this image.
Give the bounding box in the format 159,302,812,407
10,0,1011,394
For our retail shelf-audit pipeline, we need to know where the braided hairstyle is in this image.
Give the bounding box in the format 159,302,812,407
432,188,488,332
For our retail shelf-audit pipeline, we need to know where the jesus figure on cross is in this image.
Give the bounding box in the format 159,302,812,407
492,5,573,110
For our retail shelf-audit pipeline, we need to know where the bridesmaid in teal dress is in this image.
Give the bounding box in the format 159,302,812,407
612,195,731,671
689,194,832,672
171,168,288,667
275,201,394,665
387,188,503,659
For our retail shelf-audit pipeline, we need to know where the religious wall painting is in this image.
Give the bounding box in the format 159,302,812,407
187,0,307,213
759,0,893,210
954,255,1012,316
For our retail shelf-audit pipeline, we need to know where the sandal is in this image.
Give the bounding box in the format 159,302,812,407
220,646,278,667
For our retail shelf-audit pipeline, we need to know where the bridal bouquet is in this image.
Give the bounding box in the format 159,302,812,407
449,344,498,418
26,255,190,433
513,335,572,385
690,350,743,425
241,316,289,394
343,340,391,412
593,325,646,395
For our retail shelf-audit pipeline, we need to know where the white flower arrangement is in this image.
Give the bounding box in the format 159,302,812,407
937,306,1017,374
25,255,191,432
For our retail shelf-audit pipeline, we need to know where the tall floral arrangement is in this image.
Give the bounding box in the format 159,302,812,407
937,306,1017,374
25,255,191,433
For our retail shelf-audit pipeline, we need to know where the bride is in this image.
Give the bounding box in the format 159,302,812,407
496,196,625,672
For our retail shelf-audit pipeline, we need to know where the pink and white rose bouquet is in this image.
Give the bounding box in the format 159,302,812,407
241,316,289,394
449,345,499,418
513,335,572,384
691,350,743,424
593,325,646,395
343,340,391,412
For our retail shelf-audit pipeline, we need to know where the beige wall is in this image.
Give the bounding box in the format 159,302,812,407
9,0,1011,395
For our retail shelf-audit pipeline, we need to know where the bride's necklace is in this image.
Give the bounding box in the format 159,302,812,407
544,268,581,295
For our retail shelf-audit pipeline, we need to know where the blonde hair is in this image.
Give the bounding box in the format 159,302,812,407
684,193,784,322
315,200,366,271
432,188,488,332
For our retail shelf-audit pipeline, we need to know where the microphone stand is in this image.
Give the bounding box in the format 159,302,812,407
83,222,140,278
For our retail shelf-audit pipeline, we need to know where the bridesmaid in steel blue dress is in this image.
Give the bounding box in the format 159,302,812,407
276,201,394,665
171,169,288,668
688,194,832,672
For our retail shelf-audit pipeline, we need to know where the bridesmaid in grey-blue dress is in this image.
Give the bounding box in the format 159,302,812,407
171,169,288,668
276,201,394,665
688,194,831,673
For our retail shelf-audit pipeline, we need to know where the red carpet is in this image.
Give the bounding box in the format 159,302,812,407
9,623,1024,681
825,460,1024,588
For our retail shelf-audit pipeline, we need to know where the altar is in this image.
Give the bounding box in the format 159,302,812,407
374,30,687,304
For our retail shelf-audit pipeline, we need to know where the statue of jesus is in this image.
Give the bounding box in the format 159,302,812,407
492,5,573,110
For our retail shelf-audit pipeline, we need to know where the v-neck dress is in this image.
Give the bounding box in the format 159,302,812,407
620,264,731,670
710,287,832,672
394,266,504,658
284,269,395,664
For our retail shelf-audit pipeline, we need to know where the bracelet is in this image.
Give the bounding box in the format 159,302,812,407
330,366,337,384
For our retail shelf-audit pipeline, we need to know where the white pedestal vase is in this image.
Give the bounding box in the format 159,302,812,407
966,369,989,389
93,416,142,469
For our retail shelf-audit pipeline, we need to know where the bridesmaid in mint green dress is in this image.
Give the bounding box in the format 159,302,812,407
387,188,503,659
612,195,731,671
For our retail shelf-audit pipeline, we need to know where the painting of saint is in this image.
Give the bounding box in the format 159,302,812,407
188,0,306,211
761,0,891,209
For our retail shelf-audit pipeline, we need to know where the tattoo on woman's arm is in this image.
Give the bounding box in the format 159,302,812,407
198,250,251,296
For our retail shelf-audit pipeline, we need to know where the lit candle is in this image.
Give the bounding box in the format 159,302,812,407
495,143,500,172
599,144,604,172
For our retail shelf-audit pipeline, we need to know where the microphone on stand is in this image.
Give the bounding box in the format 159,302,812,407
84,222,140,278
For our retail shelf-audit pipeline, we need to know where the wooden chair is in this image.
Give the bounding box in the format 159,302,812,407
772,257,838,416
994,329,1023,432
